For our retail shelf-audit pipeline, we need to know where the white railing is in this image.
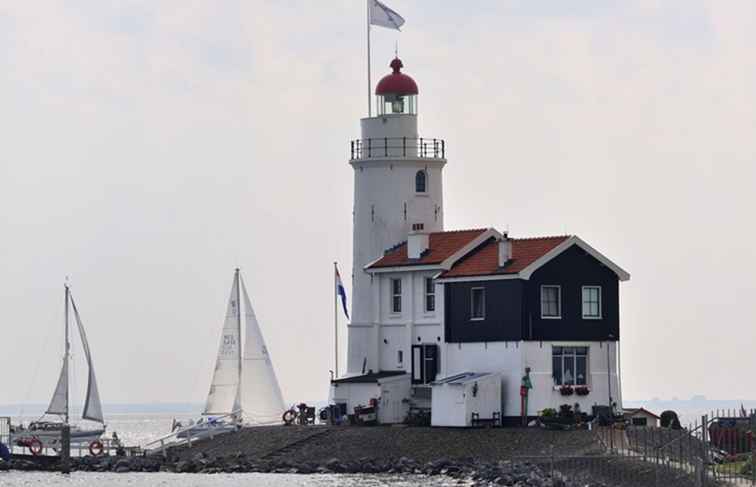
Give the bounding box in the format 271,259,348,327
142,410,241,457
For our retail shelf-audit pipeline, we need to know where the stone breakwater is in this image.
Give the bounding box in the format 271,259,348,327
1,455,608,487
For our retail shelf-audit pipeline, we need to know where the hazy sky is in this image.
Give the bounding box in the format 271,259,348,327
1,1,755,409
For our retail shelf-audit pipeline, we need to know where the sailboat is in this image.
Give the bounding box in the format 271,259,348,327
176,269,285,439
12,283,105,452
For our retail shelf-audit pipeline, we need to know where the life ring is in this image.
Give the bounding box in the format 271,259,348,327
29,438,43,456
89,440,105,457
282,409,297,425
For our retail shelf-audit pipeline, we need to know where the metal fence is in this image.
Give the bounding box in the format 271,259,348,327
593,409,756,486
350,137,446,160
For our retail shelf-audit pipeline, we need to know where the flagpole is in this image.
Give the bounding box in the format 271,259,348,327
366,0,372,117
334,262,339,379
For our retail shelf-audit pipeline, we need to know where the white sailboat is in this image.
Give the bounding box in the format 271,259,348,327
12,283,105,453
176,269,285,439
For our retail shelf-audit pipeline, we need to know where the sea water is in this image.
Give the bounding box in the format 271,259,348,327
0,472,463,487
2,412,462,486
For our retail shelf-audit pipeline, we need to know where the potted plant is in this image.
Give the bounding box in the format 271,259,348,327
559,385,574,396
575,386,590,396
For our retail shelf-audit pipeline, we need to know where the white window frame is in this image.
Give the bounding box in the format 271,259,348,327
540,285,562,319
552,346,589,387
424,277,435,313
581,286,602,319
390,278,402,314
470,287,485,321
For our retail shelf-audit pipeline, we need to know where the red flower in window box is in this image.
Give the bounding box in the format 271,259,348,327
575,386,590,396
559,385,574,396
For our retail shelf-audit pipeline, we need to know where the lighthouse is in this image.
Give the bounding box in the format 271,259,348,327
347,58,447,375
333,55,629,426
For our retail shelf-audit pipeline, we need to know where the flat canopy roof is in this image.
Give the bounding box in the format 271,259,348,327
431,372,495,385
331,371,406,384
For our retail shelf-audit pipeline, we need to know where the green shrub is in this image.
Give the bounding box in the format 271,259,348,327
541,408,557,418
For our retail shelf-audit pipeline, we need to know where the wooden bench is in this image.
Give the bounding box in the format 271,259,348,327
471,412,501,428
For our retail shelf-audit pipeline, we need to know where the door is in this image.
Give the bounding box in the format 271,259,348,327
411,344,439,385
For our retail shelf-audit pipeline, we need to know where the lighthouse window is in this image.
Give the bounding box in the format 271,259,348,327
391,278,402,313
415,170,427,193
552,346,588,386
541,285,561,319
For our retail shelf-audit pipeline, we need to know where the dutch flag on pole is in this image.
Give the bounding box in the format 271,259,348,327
335,265,349,319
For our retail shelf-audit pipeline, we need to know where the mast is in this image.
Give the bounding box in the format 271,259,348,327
64,282,71,425
235,268,242,415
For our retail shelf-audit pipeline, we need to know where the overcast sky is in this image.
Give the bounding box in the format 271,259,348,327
1,1,755,410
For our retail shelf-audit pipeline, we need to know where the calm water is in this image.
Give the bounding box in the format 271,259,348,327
2,411,462,486
0,472,463,487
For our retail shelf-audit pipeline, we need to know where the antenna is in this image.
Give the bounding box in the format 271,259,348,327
395,40,399,58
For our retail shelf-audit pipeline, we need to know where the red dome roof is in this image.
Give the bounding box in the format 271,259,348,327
375,58,419,96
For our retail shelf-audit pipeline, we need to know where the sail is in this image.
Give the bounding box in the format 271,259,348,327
240,277,286,424
203,272,242,415
70,295,104,423
45,358,69,416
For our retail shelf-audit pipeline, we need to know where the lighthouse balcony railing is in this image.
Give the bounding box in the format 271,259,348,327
350,137,445,161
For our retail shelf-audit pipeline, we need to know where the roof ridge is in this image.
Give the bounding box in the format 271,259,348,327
512,235,572,241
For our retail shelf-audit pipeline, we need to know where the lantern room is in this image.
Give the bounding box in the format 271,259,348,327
375,58,418,116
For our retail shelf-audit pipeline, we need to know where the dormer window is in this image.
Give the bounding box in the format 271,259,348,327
415,170,427,193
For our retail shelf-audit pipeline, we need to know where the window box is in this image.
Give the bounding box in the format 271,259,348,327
575,386,590,396
559,385,574,396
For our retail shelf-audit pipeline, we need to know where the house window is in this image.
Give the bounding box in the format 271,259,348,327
552,346,588,386
415,170,427,193
582,286,602,319
391,278,402,313
397,350,404,365
425,277,435,312
541,285,561,318
632,417,648,427
471,287,485,320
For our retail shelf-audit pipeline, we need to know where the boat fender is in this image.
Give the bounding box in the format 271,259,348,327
29,438,43,456
89,440,104,457
282,409,297,426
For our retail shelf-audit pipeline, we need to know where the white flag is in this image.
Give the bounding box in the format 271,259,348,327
369,0,405,31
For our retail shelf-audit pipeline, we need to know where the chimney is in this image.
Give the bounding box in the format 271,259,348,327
408,228,430,259
498,232,512,267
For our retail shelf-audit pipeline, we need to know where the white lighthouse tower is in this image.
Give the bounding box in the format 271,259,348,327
347,58,447,375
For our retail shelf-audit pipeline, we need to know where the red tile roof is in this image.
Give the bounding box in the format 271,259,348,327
440,235,570,278
369,229,487,268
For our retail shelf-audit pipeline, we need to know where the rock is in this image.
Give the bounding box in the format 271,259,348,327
114,465,131,473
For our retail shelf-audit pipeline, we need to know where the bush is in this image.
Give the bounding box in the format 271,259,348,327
741,457,753,476
541,408,557,418
660,410,679,428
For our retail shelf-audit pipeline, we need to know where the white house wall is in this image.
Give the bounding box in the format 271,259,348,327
521,341,622,417
443,342,522,417
330,383,380,414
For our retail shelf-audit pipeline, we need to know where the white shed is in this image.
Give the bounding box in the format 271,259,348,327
377,374,411,424
431,372,502,427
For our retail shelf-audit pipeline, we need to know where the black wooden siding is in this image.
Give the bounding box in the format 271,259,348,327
444,280,524,342
525,245,619,341
444,244,619,343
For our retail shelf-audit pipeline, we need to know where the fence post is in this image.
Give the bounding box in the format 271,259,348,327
751,411,755,486
701,415,708,487
61,425,71,475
